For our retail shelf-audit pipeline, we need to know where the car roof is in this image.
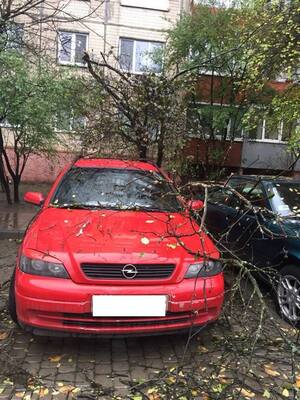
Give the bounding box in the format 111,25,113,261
74,158,160,172
229,175,300,184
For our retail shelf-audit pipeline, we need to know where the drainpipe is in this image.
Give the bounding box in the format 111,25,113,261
103,0,110,55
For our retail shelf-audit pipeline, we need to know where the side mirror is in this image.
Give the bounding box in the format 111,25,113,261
188,199,204,211
24,192,45,206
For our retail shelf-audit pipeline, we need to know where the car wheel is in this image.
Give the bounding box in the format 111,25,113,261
8,269,18,324
277,265,300,327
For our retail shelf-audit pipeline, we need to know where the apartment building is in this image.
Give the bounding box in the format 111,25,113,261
8,0,190,182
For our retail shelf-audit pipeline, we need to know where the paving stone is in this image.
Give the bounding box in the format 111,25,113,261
95,363,112,375
112,360,130,372
94,374,113,387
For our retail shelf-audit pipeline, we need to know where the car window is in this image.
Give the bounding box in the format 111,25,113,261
208,187,242,209
267,182,300,217
228,179,268,208
51,167,182,212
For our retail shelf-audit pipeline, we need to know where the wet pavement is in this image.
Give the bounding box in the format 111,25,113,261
0,183,50,238
0,208,37,238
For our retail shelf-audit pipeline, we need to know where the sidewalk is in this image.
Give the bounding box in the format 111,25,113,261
0,183,51,238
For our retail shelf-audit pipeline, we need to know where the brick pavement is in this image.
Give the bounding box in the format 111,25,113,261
0,322,204,399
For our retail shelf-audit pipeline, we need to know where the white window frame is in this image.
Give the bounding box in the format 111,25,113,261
55,113,87,133
120,0,169,11
119,38,164,74
57,31,88,67
247,119,286,143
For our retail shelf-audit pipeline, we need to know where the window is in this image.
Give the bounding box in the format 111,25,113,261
55,111,86,132
119,38,164,73
228,179,268,208
187,104,244,140
1,23,24,50
247,118,298,142
120,0,169,11
58,31,88,66
52,167,182,212
208,187,242,209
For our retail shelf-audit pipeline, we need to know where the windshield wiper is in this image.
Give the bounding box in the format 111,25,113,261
51,203,103,210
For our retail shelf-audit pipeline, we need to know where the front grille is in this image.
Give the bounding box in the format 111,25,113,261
80,263,175,280
62,312,193,328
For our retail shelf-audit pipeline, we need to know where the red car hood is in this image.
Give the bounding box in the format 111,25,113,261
23,208,219,283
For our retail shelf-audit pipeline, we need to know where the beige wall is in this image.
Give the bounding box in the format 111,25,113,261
18,0,190,63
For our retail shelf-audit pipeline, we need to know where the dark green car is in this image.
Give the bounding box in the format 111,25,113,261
198,175,300,325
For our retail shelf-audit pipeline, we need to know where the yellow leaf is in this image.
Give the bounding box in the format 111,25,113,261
282,388,289,397
198,345,209,353
295,376,300,388
40,388,49,397
191,389,198,396
166,243,177,249
48,355,63,363
264,366,280,377
263,389,271,398
240,388,255,398
59,385,75,394
0,332,9,340
15,392,25,398
166,376,176,384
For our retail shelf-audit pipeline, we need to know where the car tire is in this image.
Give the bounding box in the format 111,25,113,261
276,265,300,327
8,269,18,324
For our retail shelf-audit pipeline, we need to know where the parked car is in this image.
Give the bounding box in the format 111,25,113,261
194,175,300,325
9,158,224,336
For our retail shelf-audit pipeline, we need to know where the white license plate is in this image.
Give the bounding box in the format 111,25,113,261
92,295,167,317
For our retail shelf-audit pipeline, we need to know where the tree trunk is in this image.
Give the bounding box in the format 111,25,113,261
139,145,147,160
13,176,20,203
156,128,165,167
0,157,12,204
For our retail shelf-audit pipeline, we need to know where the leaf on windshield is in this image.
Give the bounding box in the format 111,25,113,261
141,237,150,245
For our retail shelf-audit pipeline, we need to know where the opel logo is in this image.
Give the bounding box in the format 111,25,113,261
122,264,138,279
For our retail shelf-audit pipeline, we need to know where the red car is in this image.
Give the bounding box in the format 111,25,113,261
9,158,224,336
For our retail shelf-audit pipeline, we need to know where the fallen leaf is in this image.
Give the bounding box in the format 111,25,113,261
0,332,9,340
48,355,63,363
59,385,76,394
166,243,177,249
263,389,271,398
295,376,300,388
282,388,289,397
40,388,49,397
198,345,209,353
15,392,25,398
141,237,150,245
166,376,176,384
264,366,280,377
132,396,143,400
240,388,255,398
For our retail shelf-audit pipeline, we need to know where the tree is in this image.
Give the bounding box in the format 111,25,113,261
167,0,300,178
0,51,89,202
82,52,188,167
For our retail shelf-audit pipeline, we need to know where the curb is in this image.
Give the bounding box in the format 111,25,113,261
0,230,25,239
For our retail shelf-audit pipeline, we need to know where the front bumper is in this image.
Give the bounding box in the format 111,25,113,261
15,271,224,336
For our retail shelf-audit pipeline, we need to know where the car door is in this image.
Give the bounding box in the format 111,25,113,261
227,178,284,267
205,187,257,257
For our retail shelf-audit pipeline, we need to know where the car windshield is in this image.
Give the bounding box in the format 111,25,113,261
51,167,182,212
266,181,300,217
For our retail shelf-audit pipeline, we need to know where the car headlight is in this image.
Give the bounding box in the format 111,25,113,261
19,255,69,278
185,260,223,278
